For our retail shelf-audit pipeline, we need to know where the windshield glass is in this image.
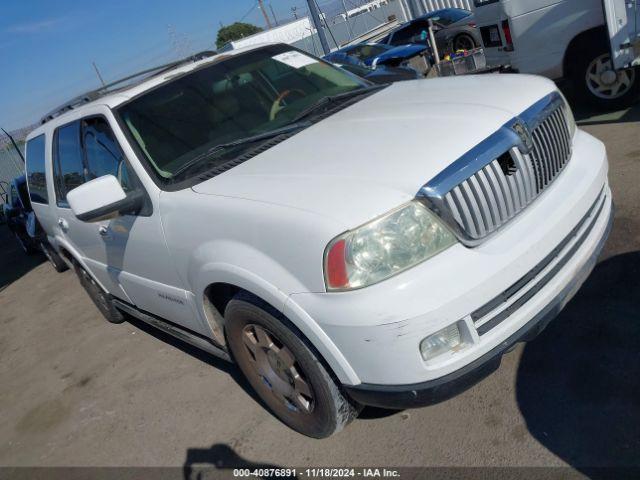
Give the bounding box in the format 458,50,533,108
117,45,368,184
350,44,391,60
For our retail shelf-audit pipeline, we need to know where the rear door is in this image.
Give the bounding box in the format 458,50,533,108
603,0,640,68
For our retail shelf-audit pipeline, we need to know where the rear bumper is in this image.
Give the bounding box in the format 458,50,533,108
343,200,614,409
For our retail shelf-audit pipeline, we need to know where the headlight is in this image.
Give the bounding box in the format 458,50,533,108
324,201,457,291
560,92,577,138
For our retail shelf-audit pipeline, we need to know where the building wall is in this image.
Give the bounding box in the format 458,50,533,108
411,0,474,15
228,0,407,56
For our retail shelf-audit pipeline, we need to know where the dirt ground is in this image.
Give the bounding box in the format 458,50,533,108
0,101,638,475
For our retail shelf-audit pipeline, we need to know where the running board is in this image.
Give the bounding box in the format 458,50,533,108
113,299,231,362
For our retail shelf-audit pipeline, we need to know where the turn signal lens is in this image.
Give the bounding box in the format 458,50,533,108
502,20,513,51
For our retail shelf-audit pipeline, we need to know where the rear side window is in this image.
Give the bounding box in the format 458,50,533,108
53,121,85,206
25,134,49,204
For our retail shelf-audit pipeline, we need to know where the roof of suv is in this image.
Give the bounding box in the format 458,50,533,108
27,43,275,140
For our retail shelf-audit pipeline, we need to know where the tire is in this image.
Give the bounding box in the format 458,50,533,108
14,231,38,255
225,293,360,438
569,37,639,110
75,264,126,324
41,242,69,273
452,33,476,52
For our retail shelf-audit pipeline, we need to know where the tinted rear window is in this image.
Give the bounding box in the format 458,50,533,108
25,134,48,204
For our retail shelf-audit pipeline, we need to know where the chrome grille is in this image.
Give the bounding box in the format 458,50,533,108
436,100,572,241
528,105,572,193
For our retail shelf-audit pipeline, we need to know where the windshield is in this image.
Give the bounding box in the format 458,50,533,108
117,45,368,184
349,44,392,60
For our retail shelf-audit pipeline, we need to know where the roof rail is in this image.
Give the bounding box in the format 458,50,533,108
40,50,218,125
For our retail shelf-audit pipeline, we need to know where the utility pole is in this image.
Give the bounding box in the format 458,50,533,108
306,0,330,55
92,61,106,87
257,0,273,29
341,0,353,40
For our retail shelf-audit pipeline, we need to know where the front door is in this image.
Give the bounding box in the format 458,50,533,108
50,115,205,333
603,0,640,69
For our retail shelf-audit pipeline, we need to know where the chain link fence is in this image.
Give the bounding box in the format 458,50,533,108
0,128,29,205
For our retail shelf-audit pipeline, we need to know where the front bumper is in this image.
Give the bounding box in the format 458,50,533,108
343,197,613,409
286,130,611,389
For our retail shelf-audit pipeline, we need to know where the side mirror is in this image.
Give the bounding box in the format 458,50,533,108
67,175,144,223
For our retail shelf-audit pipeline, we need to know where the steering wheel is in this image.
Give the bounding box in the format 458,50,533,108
269,89,306,121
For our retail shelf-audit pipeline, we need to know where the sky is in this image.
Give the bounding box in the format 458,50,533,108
0,0,348,131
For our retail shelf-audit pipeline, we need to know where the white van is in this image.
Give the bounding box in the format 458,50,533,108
474,0,640,109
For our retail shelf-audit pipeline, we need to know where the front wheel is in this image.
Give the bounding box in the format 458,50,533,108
570,41,639,110
225,293,360,438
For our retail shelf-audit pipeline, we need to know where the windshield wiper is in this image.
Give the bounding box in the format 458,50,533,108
171,122,310,180
291,84,386,123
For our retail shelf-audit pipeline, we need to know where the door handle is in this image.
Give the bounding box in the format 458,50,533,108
98,225,109,237
57,218,69,232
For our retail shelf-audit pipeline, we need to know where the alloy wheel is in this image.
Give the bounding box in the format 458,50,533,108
585,53,635,100
241,324,314,415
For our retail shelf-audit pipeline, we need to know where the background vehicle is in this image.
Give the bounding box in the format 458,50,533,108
2,175,39,254
323,42,428,73
2,175,67,270
26,44,612,439
380,8,481,56
0,180,9,224
334,62,420,83
473,0,640,109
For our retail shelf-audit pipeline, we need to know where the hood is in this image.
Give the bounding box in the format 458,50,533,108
193,74,557,228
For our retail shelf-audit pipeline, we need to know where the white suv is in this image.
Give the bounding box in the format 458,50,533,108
25,44,613,438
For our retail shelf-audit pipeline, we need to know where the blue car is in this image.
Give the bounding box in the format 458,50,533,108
323,42,429,73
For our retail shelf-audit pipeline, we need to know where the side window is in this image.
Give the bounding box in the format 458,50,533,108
53,121,85,206
82,117,132,192
391,22,429,45
389,26,415,45
25,134,49,204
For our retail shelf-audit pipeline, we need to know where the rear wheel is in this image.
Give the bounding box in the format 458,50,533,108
453,33,476,52
41,242,69,273
225,293,360,438
75,264,125,324
570,38,639,110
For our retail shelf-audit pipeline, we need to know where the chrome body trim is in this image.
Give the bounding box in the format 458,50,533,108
113,299,232,362
417,92,571,246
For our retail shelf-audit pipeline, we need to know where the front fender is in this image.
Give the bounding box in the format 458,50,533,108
191,253,360,385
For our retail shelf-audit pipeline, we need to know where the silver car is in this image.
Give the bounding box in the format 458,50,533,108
381,8,481,56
